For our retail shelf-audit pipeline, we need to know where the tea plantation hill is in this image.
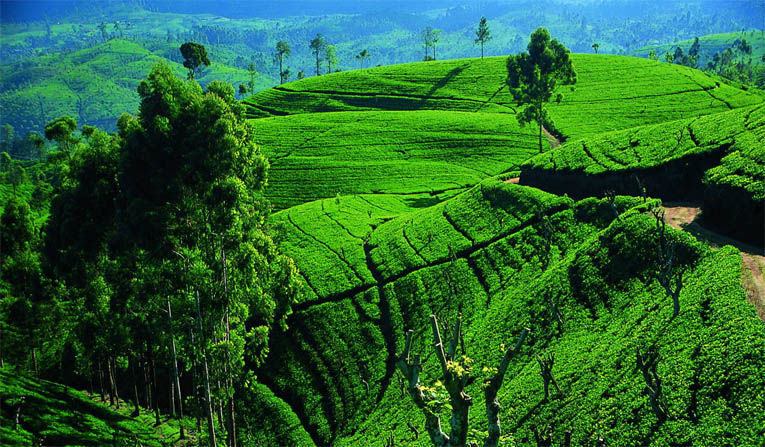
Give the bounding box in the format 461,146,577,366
0,38,271,136
240,54,765,446
244,54,762,139
246,54,764,213
253,180,765,446
519,105,765,245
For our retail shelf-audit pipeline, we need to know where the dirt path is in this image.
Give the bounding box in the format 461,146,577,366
542,126,561,149
663,202,765,321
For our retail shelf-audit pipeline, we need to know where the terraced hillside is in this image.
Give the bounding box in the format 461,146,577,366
255,180,765,446
252,110,542,210
245,54,763,140
519,104,765,244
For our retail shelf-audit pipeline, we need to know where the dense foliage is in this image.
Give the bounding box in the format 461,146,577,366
1,63,301,445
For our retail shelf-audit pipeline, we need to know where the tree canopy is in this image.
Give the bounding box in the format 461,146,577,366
474,16,492,59
506,27,577,153
180,41,211,80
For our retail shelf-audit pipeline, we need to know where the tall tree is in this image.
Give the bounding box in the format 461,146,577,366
355,49,370,69
325,45,338,73
248,63,257,93
506,27,577,153
180,42,210,80
309,34,327,76
431,28,442,60
274,41,291,84
119,61,301,446
421,27,434,61
591,43,600,54
474,17,492,59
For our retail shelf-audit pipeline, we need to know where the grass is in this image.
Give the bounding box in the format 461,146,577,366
244,54,764,140
252,110,543,210
0,368,189,446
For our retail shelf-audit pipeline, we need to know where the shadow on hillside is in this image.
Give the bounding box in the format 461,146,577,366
418,64,468,108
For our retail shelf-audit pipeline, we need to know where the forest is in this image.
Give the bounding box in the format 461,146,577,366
1,1,764,446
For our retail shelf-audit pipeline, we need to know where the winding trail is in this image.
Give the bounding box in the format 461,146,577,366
662,203,765,321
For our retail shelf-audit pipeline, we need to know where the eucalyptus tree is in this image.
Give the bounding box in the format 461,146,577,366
356,49,370,69
274,41,291,84
118,61,301,446
506,27,577,153
474,17,492,58
310,34,327,75
325,45,338,73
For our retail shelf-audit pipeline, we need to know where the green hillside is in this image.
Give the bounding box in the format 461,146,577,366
0,39,269,136
256,180,765,446
0,369,185,446
634,31,765,67
252,110,541,210
245,54,763,140
519,104,764,243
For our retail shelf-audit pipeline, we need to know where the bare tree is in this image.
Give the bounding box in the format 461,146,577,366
653,209,685,319
536,353,563,402
396,314,529,447
636,346,668,422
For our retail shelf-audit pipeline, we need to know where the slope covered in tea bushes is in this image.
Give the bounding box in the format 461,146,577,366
255,181,765,446
244,54,763,141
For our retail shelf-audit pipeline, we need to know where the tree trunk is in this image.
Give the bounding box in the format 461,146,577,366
166,298,186,439
170,375,176,417
112,357,120,409
279,55,284,84
98,359,106,403
149,347,161,427
196,290,217,447
189,324,202,434
481,42,484,59
131,356,140,417
538,122,543,153
32,347,39,378
221,246,237,447
106,357,115,407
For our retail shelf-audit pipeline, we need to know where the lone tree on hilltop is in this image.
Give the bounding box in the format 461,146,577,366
396,313,529,447
591,42,599,54
421,27,441,61
310,34,327,75
179,42,210,80
356,49,370,69
475,17,492,59
325,44,338,73
274,40,291,84
506,27,576,153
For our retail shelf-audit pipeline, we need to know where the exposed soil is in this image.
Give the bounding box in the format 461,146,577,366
663,202,765,321
542,125,561,149
504,177,520,184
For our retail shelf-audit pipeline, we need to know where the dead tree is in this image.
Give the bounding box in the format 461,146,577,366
633,175,647,203
636,346,668,422
653,209,684,319
535,353,562,401
605,190,621,222
395,314,529,447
